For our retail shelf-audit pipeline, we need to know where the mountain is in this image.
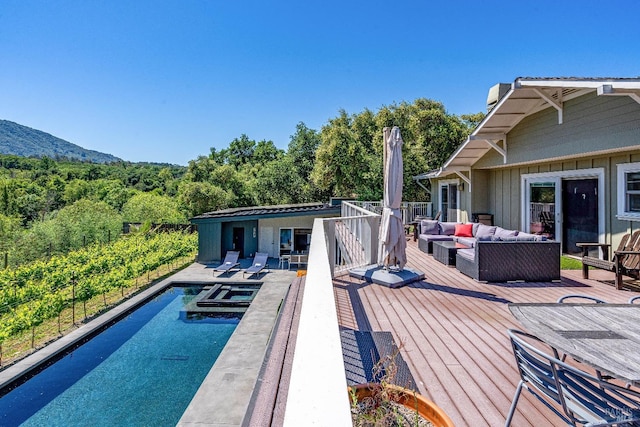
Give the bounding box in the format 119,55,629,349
0,120,122,163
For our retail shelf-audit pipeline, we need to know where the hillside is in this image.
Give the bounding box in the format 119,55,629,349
0,119,121,163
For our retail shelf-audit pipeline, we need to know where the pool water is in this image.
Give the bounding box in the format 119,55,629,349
0,286,240,427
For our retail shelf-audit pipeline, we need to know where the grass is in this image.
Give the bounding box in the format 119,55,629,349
561,256,583,270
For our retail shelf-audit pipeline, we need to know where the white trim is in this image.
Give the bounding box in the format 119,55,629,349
438,179,461,222
616,162,640,221
520,168,605,246
517,79,640,89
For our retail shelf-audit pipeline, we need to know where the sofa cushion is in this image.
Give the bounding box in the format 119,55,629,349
516,232,547,241
420,220,439,235
454,223,474,237
494,227,518,240
475,224,497,239
439,222,459,235
419,234,454,243
457,248,475,261
454,236,476,248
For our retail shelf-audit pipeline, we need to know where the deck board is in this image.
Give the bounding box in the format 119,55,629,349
334,238,640,426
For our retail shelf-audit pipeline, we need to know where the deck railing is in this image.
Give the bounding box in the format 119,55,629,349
321,201,381,277
283,200,427,425
282,219,352,426
348,200,432,224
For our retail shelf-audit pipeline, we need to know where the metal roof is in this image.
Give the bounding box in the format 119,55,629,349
424,77,640,178
190,202,341,221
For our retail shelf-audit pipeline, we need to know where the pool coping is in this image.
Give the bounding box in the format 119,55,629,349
0,262,297,427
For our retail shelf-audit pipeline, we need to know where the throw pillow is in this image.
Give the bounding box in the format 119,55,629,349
454,223,474,237
475,224,497,239
439,222,459,235
420,220,439,235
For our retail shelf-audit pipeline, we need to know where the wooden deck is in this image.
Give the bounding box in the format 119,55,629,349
333,239,640,427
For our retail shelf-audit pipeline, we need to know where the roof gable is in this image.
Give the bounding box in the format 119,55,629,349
433,77,640,176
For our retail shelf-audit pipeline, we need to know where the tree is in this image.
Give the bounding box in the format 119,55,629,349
253,140,283,165
225,134,255,167
121,192,186,224
311,110,376,197
178,181,232,217
251,157,305,205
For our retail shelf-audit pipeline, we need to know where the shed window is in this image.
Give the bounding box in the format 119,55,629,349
617,163,640,220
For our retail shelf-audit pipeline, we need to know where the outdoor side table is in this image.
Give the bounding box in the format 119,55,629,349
433,241,468,266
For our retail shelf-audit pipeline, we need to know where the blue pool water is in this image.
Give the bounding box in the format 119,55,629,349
0,286,240,427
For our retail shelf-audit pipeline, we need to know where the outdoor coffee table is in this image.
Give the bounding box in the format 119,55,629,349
433,241,469,266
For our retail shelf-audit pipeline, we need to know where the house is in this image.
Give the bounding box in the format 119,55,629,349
415,77,640,255
190,202,341,263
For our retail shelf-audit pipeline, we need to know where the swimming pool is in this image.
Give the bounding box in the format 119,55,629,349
0,285,240,427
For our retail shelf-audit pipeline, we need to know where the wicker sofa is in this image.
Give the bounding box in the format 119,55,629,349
418,220,561,282
455,240,561,282
417,220,461,254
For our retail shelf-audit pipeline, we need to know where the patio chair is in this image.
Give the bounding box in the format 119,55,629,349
556,295,608,370
213,251,240,277
243,252,270,279
556,357,640,426
505,329,569,426
506,329,640,427
578,230,640,290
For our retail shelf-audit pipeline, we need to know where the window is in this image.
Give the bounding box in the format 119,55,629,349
617,162,640,221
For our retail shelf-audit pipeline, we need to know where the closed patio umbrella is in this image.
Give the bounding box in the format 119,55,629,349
378,126,407,270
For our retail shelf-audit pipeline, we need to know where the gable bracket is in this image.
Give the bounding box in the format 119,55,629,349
454,169,471,192
532,88,563,124
470,134,507,163
598,85,640,105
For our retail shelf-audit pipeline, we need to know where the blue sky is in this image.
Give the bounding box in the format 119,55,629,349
1,1,639,165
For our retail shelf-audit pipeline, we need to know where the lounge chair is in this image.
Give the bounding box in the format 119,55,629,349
214,251,240,276
577,230,640,289
243,252,270,278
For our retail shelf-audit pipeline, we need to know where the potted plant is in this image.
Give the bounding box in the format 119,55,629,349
348,347,454,427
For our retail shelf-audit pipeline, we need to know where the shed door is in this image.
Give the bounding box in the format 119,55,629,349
233,227,245,258
259,227,274,257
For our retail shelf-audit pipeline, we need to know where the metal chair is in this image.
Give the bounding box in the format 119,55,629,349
506,329,640,426
505,329,570,426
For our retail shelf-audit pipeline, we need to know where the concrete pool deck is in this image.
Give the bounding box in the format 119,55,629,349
177,263,297,427
0,260,298,427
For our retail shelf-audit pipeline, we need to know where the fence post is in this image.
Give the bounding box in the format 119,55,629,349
72,272,76,325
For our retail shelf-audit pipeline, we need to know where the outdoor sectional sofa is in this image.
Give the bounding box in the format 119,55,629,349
418,220,561,282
